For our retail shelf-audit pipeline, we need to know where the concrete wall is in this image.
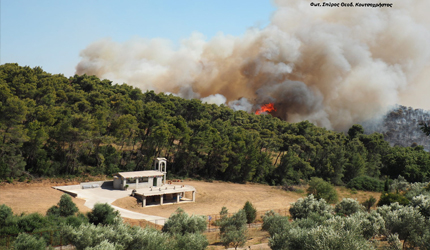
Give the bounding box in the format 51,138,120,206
157,177,163,187
113,177,121,189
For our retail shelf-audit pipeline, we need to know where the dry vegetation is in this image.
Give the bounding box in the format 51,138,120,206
112,180,306,218
0,179,383,249
0,180,91,215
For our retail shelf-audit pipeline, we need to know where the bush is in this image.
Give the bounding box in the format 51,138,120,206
405,182,430,200
64,222,168,250
262,210,290,236
243,201,257,224
172,233,209,250
390,175,410,193
347,176,384,192
87,203,120,226
13,233,46,250
307,177,338,204
410,194,430,218
0,204,13,227
217,207,247,250
361,196,377,212
382,206,427,249
289,194,333,219
269,222,376,250
335,198,363,216
162,208,207,235
47,194,78,217
377,193,409,207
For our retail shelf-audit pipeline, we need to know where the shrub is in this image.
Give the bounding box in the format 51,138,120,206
58,194,78,216
269,223,376,250
0,204,13,227
289,194,333,219
385,233,402,250
347,176,384,192
262,210,290,236
87,203,120,226
64,222,168,250
83,240,118,250
46,205,60,217
243,201,257,224
306,177,338,204
382,206,427,249
377,193,409,207
335,198,363,216
361,196,377,212
172,232,209,250
410,194,430,218
217,208,247,250
405,181,430,200
162,208,207,235
17,213,47,232
47,194,78,217
13,233,46,250
390,175,409,193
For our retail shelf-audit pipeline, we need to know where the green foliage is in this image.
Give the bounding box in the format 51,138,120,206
172,233,208,250
334,198,363,216
377,193,410,207
242,201,257,224
390,175,410,193
410,194,430,218
13,233,46,250
64,222,168,250
269,221,376,250
262,210,290,236
348,124,364,139
162,208,207,235
347,176,384,191
0,204,13,227
217,207,247,250
47,194,78,217
381,206,428,248
289,194,333,219
87,203,120,226
306,177,338,204
361,196,377,212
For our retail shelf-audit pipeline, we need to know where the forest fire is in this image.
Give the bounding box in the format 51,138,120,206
255,103,276,115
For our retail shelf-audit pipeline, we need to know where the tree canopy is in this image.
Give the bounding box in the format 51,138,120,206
1,63,430,186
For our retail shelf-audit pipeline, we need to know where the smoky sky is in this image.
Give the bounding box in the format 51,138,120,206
76,0,430,130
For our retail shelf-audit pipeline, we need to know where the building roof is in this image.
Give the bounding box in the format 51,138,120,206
116,170,164,178
135,184,196,196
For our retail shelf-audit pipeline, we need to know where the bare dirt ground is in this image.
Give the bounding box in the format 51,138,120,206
0,181,91,215
113,180,306,218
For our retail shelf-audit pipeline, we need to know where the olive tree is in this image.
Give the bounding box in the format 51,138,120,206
217,207,247,250
289,194,333,219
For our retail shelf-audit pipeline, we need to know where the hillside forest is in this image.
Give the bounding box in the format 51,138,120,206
1,63,430,186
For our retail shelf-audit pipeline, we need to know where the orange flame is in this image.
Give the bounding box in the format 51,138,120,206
255,103,276,115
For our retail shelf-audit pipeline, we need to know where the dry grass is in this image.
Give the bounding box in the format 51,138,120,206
112,180,306,218
0,180,91,215
335,186,382,206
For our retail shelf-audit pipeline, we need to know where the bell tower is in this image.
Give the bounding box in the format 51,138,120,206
154,157,167,185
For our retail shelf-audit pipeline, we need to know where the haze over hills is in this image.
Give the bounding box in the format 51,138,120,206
362,105,430,151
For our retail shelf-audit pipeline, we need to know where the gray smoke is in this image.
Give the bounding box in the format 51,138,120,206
76,0,430,130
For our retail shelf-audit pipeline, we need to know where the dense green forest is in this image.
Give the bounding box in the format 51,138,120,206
1,63,430,185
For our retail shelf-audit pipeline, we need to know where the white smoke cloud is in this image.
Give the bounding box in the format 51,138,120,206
200,94,227,106
76,0,430,130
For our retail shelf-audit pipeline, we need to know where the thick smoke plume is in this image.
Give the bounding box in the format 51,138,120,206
76,0,430,130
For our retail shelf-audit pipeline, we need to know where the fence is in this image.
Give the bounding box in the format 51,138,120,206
137,208,291,232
